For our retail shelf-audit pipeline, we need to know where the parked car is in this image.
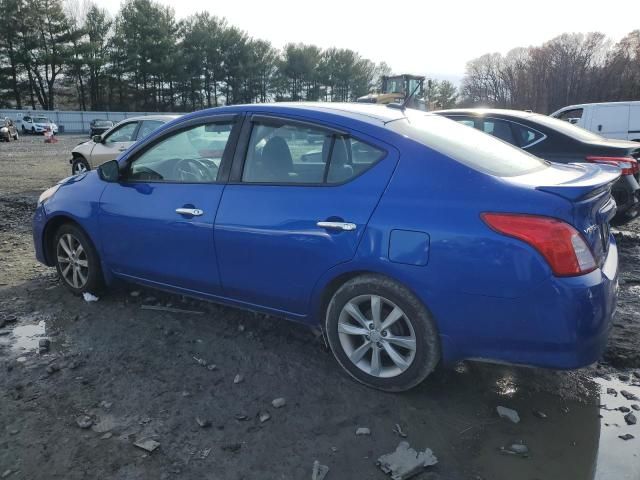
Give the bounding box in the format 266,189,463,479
0,117,19,141
69,115,179,174
551,101,640,142
34,104,619,391
89,119,114,137
19,114,58,134
434,109,640,223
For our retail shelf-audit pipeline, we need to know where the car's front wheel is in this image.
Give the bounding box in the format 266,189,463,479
13,132,18,140
325,274,440,392
71,157,90,175
53,224,103,295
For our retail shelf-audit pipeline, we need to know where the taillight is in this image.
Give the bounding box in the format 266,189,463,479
482,213,597,277
586,155,638,175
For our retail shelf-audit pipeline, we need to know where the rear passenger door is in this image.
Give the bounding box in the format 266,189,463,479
214,114,398,316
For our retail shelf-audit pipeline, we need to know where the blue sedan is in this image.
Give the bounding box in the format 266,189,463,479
33,103,619,391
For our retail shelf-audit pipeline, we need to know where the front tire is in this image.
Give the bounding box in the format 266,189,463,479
53,224,103,295
325,274,440,392
71,157,90,175
13,132,18,140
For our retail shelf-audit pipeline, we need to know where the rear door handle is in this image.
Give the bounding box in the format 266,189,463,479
317,221,356,231
176,207,204,216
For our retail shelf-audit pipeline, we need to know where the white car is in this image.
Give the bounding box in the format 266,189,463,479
551,101,640,142
19,114,59,134
69,115,179,174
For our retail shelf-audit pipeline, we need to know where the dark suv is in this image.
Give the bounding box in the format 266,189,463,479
89,119,114,137
435,109,640,223
0,117,19,141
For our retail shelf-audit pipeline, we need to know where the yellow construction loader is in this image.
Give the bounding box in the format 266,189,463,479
357,74,427,110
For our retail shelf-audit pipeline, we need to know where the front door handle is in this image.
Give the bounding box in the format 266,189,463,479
317,221,356,231
176,207,204,216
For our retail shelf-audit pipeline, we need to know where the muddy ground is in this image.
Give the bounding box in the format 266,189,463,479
1,135,639,480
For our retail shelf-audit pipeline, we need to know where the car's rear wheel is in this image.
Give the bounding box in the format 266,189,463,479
72,157,90,175
53,224,103,295
325,274,440,392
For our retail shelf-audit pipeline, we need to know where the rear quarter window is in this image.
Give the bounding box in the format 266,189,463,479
389,114,548,177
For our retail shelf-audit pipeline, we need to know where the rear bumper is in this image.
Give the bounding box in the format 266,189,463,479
439,237,618,369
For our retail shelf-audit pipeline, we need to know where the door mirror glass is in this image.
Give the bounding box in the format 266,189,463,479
92,135,102,143
98,160,120,182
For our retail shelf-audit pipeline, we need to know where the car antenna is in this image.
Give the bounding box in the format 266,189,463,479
387,78,424,111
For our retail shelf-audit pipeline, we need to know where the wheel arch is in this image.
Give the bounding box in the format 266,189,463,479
42,215,94,267
313,267,437,330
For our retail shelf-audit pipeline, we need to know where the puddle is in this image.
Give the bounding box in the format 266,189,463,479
0,315,48,353
398,363,638,480
592,376,640,480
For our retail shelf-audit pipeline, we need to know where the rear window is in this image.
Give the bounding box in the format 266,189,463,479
530,113,603,142
389,113,548,177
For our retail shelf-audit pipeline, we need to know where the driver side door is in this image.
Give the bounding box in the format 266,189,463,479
98,116,241,295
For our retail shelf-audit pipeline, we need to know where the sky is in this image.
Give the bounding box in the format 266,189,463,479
100,0,640,83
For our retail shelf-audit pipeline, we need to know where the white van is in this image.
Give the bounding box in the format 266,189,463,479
550,101,640,142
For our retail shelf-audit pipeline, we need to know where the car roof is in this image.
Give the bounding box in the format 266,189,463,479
185,102,410,127
120,114,181,122
556,101,640,110
433,108,540,119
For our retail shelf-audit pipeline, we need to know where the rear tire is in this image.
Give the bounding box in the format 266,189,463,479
53,223,104,295
71,157,90,175
325,274,440,392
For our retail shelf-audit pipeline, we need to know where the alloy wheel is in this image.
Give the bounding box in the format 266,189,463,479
56,233,89,289
73,161,88,174
337,294,416,378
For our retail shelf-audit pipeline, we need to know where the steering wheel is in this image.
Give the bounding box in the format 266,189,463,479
174,158,213,182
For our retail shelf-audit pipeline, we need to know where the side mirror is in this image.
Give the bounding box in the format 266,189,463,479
98,160,120,183
92,134,103,143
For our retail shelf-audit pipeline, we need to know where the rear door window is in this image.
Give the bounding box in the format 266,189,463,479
482,119,517,145
510,123,545,148
242,119,385,184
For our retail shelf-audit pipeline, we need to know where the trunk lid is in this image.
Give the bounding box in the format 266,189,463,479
510,162,621,266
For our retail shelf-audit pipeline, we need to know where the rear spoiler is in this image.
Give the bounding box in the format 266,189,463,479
535,163,621,201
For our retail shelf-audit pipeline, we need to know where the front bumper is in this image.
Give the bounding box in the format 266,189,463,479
33,125,58,133
33,203,49,265
440,237,618,369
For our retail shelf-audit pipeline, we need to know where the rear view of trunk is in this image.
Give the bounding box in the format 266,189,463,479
509,162,620,270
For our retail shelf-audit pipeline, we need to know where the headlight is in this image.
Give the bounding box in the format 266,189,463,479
38,185,60,206
0,127,7,133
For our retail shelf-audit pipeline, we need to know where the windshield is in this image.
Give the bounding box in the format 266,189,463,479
529,113,604,142
389,113,548,177
33,117,50,123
